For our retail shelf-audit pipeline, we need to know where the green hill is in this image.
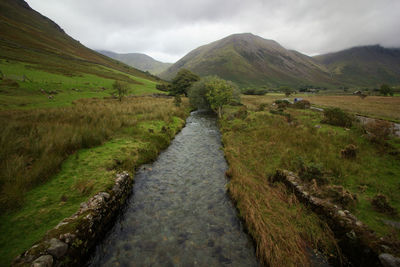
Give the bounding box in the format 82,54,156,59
97,50,172,75
0,0,161,109
314,45,400,87
160,33,335,88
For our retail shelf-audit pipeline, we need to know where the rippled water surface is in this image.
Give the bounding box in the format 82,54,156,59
89,111,258,266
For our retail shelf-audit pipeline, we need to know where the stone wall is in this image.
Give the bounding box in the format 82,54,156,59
272,170,400,267
12,172,133,267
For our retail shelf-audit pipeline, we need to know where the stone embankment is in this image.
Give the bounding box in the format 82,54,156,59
272,170,400,267
13,172,133,267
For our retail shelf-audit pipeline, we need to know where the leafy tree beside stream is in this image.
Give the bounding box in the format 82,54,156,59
188,76,240,118
169,69,199,96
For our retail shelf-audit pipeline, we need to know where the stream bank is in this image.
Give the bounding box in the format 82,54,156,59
88,110,258,266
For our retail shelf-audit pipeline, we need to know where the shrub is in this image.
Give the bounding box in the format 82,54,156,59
380,84,394,96
242,88,268,95
234,106,248,119
274,99,291,109
155,83,170,92
371,194,397,216
299,162,325,184
324,185,357,208
341,144,358,159
1,78,19,88
173,95,182,107
257,103,268,111
364,120,393,143
321,107,354,127
292,100,311,109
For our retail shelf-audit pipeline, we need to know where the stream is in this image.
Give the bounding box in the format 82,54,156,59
88,110,259,266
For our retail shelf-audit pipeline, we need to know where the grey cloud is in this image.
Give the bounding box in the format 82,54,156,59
27,0,400,62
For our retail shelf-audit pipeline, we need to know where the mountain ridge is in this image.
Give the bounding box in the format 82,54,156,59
97,50,172,75
161,33,400,88
0,0,157,82
160,33,334,88
313,45,400,86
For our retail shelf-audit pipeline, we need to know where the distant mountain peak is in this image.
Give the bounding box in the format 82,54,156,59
97,50,172,75
160,32,331,87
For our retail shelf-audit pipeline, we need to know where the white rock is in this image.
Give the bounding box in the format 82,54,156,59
32,255,53,267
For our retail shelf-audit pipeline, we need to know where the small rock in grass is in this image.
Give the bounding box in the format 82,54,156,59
32,255,53,267
337,210,346,217
379,253,400,267
47,238,68,258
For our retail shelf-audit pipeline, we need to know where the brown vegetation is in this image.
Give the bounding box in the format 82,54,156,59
0,97,187,213
304,95,400,122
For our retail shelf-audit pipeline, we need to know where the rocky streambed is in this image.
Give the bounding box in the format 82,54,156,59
87,110,258,266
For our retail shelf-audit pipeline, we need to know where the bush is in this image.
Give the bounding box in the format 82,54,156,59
292,100,311,109
371,194,397,216
380,84,394,96
1,78,19,88
324,185,358,208
300,162,325,184
321,107,354,127
257,103,268,111
156,83,170,92
242,88,268,95
364,120,393,143
269,109,292,122
234,106,248,119
341,144,358,159
274,99,291,109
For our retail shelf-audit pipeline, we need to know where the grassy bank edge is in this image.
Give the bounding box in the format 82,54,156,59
0,105,190,266
218,106,339,266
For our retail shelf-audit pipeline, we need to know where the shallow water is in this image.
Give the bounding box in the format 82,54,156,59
88,110,258,266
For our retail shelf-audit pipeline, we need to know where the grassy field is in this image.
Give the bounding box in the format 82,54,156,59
220,97,400,265
0,97,189,266
0,59,161,109
303,95,400,122
242,94,400,122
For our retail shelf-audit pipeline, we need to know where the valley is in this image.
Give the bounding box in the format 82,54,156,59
1,0,400,266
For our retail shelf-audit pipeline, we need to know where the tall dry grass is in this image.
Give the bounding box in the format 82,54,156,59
221,109,339,266
0,97,187,213
303,95,400,122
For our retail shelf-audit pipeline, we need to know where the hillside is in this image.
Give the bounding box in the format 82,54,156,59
0,0,161,109
160,33,334,88
314,45,400,87
97,50,172,75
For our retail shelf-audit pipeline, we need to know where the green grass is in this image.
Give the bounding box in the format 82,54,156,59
0,60,161,109
0,97,188,266
220,101,400,265
220,107,339,266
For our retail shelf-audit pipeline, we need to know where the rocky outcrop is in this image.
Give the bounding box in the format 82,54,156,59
12,172,133,266
272,170,400,267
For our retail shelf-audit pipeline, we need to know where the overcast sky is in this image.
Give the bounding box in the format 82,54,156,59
26,0,400,63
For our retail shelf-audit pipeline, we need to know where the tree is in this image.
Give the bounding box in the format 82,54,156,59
170,69,199,96
280,86,293,97
188,76,239,118
380,84,393,96
112,80,128,101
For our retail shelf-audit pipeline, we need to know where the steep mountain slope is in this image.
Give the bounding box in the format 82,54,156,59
0,0,161,109
97,50,172,75
314,45,400,86
160,33,333,88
